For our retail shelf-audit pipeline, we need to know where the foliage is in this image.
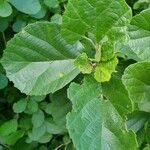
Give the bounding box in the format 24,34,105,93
0,0,150,150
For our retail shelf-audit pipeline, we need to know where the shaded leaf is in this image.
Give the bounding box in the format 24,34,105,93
102,74,133,117
32,109,45,128
5,130,24,145
0,119,18,136
13,99,27,113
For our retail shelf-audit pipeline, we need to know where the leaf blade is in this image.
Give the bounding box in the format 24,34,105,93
1,22,82,95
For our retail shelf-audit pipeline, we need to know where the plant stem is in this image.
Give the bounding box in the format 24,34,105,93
2,32,6,47
54,141,70,150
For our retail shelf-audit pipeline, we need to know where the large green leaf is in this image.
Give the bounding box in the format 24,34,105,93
67,76,137,150
102,74,133,117
122,62,150,103
62,0,132,61
128,9,150,61
1,22,82,95
9,0,41,15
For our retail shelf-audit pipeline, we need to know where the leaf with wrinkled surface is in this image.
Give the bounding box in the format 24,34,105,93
67,76,137,150
62,0,132,62
1,22,82,95
94,57,118,82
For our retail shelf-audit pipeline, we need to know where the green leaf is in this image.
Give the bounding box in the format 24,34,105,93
44,0,59,8
127,111,150,133
94,56,118,82
13,138,38,150
143,147,150,150
102,74,133,117
128,9,150,61
13,99,27,113
0,119,18,136
31,5,47,19
12,19,27,33
0,0,12,17
0,73,8,89
45,120,64,134
37,133,52,143
28,124,46,141
30,95,46,102
133,0,150,10
138,101,150,112
51,14,62,25
19,117,32,130
62,0,131,61
74,53,93,74
9,0,41,15
39,146,48,150
1,22,82,95
0,19,9,32
32,109,45,128
67,76,137,150
122,62,150,103
25,99,38,114
5,130,24,145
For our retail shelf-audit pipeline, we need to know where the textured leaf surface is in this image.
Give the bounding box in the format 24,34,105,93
62,0,131,43
94,57,118,82
67,76,137,150
128,9,150,61
1,22,82,95
102,74,133,117
74,53,93,74
122,62,150,103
